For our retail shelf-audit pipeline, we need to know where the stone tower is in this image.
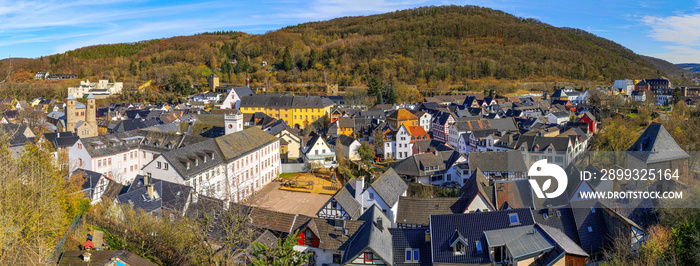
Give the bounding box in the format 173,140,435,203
209,73,219,91
66,94,77,132
86,93,97,134
225,110,243,135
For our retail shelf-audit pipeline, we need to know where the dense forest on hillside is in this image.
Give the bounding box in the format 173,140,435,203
2,5,667,98
677,63,700,74
640,55,690,78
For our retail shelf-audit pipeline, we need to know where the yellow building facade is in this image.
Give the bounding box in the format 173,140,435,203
239,94,334,130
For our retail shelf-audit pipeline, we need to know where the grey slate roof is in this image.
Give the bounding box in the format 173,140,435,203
71,169,104,199
486,118,518,131
530,174,571,209
231,86,253,97
568,200,608,253
458,170,495,211
392,150,460,178
483,225,554,260
467,150,527,173
337,116,354,128
531,206,581,245
369,168,408,207
390,228,432,266
515,135,571,152
551,89,568,98
320,179,362,220
537,224,588,257
337,134,359,147
342,205,394,265
429,209,535,264
626,122,689,164
0,124,32,147
262,119,292,136
80,130,205,158
412,139,452,153
117,179,192,214
550,111,570,118
214,127,278,161
160,139,223,179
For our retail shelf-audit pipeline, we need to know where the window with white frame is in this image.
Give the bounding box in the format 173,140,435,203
405,248,420,262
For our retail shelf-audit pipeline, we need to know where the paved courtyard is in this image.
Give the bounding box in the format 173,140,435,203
246,181,331,216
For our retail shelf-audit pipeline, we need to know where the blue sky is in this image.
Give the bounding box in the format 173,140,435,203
1,0,700,63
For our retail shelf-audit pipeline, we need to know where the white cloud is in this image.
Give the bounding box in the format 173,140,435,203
647,46,700,64
642,14,700,46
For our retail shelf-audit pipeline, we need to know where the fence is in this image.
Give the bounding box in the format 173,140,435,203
47,212,83,264
281,163,307,173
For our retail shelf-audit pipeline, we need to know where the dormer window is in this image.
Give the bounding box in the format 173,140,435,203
453,242,465,255
304,229,314,246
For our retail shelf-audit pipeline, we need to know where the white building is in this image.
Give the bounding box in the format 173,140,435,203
68,130,206,184
546,111,570,125
219,86,254,109
335,135,361,161
414,111,432,132
35,71,50,79
302,135,337,169
68,80,124,99
141,127,280,203
613,79,635,95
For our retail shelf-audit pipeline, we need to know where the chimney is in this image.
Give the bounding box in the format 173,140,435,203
355,177,364,200
147,184,155,200
144,175,149,186
425,230,431,242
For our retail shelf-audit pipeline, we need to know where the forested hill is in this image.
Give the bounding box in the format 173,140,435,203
8,5,664,95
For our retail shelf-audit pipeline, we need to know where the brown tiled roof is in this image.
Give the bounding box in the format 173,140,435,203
494,180,534,210
248,208,297,233
388,109,417,121
396,197,468,226
292,215,365,250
